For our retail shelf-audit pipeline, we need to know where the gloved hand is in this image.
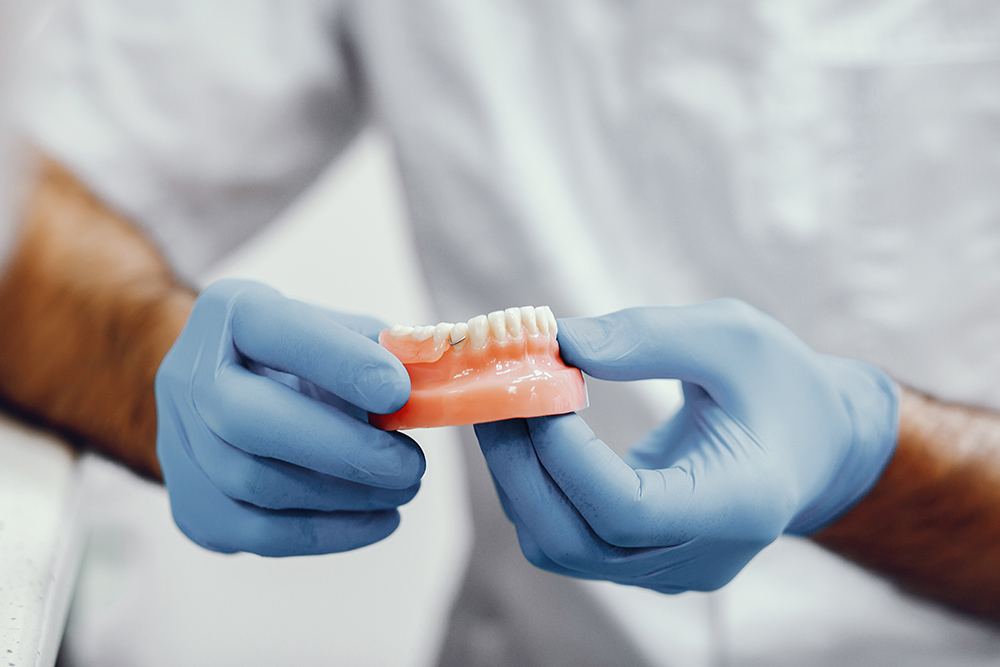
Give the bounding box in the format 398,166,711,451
476,300,899,592
155,278,424,556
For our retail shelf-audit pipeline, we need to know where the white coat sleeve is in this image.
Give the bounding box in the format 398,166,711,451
16,0,366,280
0,0,29,273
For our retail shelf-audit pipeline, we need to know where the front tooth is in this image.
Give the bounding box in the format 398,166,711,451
413,325,435,342
536,306,556,336
390,324,415,337
504,307,522,337
520,306,538,335
468,315,489,348
487,310,507,340
535,307,550,336
433,322,454,345
450,321,469,345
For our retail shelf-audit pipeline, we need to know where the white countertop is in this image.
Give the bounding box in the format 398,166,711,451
0,415,83,667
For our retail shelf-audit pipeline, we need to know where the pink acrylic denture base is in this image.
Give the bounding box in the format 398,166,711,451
369,326,588,431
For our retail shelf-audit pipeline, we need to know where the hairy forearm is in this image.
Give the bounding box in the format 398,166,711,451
0,157,194,479
814,386,1000,621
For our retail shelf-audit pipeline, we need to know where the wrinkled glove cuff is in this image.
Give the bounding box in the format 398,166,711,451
786,363,901,535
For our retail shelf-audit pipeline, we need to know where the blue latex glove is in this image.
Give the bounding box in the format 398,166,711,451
155,278,424,556
476,300,899,592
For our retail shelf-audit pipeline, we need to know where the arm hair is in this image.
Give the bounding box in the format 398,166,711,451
0,156,195,478
815,387,1000,622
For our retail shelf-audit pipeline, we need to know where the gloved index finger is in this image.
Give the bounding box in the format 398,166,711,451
230,289,409,415
196,363,425,489
475,419,636,576
524,413,715,549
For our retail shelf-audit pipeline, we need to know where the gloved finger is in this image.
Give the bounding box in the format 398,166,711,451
493,480,611,582
486,430,721,587
193,432,421,511
616,535,764,593
230,287,409,414
245,360,369,422
194,363,425,489
527,413,781,549
160,425,402,556
503,464,742,593
556,301,809,416
476,420,639,577
498,474,702,590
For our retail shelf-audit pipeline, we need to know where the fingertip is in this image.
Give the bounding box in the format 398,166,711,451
395,480,422,507
358,508,402,546
556,310,651,380
376,431,426,489
349,509,405,552
363,354,412,414
228,291,411,414
554,316,613,369
403,433,428,481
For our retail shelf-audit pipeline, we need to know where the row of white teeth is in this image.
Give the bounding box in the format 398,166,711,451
388,306,558,349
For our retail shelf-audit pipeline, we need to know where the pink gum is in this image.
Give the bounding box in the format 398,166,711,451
369,329,588,430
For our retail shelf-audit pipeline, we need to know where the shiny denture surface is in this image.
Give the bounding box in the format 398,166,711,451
369,306,588,430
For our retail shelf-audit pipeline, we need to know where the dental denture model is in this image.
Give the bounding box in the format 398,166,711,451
369,306,588,430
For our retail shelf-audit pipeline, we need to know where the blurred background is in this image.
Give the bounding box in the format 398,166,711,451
3,1,1000,665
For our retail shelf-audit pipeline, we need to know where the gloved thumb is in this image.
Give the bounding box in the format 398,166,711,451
556,303,767,404
557,308,675,382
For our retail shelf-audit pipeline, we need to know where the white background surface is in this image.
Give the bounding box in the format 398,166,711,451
0,416,82,667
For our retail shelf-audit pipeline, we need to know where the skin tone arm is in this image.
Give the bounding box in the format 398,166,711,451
0,156,194,479
815,386,1000,622
0,155,423,557
0,156,998,619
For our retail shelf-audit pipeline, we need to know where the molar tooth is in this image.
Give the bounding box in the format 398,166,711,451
468,315,489,348
536,306,556,336
433,322,454,345
504,307,522,338
487,310,507,340
450,321,469,346
520,306,538,335
389,324,415,337
412,325,435,342
535,307,550,336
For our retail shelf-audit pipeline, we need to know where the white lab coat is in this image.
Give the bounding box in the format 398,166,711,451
18,0,1000,665
0,0,30,270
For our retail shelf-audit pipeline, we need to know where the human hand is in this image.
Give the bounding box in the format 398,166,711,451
155,278,424,556
476,300,899,592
